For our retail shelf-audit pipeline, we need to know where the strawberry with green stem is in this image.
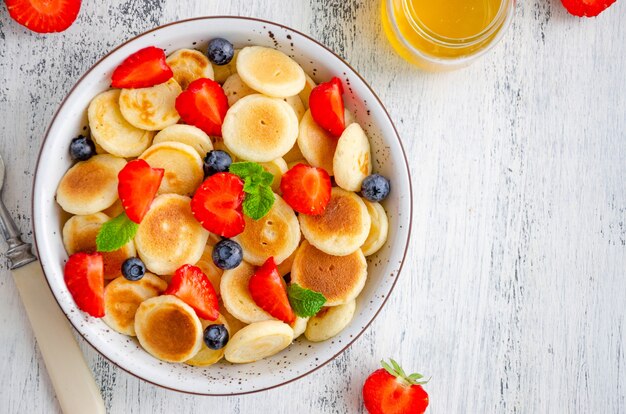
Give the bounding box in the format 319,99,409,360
363,359,429,414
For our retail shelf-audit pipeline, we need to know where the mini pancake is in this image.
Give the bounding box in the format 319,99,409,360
139,141,203,196
222,94,299,162
299,187,371,256
219,302,248,336
298,109,354,176
282,95,305,121
232,194,300,266
276,246,298,277
236,46,305,98
87,89,154,157
134,295,203,363
290,241,367,306
119,78,182,131
361,200,389,256
56,154,126,216
304,300,356,342
102,273,167,336
220,262,274,324
298,73,316,109
282,141,305,163
62,213,136,280
152,124,213,158
135,194,209,275
223,73,257,106
166,48,214,90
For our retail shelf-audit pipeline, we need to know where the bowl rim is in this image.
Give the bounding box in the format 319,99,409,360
31,15,414,396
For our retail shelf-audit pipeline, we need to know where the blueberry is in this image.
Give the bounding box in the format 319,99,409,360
69,135,96,161
203,150,232,177
203,324,229,350
207,38,235,66
212,239,243,270
361,174,391,202
121,257,145,281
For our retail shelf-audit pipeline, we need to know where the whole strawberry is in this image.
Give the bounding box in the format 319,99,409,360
560,0,616,17
363,359,429,414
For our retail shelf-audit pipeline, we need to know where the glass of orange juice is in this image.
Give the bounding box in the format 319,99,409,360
382,0,515,71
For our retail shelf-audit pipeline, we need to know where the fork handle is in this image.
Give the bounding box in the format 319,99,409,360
0,198,37,268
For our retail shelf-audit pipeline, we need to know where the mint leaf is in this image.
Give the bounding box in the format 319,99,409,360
287,283,327,317
95,212,138,252
229,162,264,178
230,161,275,220
243,186,275,220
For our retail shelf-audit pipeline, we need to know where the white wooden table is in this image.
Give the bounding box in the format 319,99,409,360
1,1,625,413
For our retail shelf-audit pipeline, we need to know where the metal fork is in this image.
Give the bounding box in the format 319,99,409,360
0,154,105,414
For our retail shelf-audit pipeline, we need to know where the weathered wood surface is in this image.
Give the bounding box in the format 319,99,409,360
1,1,625,413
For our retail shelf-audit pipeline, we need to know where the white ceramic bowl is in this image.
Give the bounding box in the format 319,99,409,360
32,16,412,395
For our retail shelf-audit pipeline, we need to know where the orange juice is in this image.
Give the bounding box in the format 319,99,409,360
382,0,514,70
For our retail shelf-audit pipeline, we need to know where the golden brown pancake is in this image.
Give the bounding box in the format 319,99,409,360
298,187,371,256
166,48,214,90
233,194,300,266
102,273,167,336
56,154,126,215
135,194,209,275
139,142,203,196
135,295,203,362
62,213,135,280
290,241,367,306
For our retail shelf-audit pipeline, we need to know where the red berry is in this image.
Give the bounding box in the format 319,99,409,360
164,265,219,320
280,163,331,215
64,252,104,318
175,78,229,136
560,0,616,16
117,159,164,223
191,172,245,238
248,257,295,324
309,77,346,137
5,0,80,33
363,360,429,414
111,46,173,89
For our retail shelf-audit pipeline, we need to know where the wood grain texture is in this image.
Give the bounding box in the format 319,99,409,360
1,0,625,412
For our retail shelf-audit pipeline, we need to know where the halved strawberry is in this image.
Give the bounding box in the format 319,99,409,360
248,257,295,324
64,252,104,318
191,172,245,237
175,78,229,136
309,76,346,137
561,0,616,17
164,264,219,320
5,0,81,34
280,163,331,215
118,159,164,223
111,46,173,89
363,359,429,414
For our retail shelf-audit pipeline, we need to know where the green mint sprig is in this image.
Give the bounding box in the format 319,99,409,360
229,162,275,220
287,283,327,317
95,212,138,252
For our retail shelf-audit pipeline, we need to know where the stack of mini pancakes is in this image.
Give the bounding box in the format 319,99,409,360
56,43,389,365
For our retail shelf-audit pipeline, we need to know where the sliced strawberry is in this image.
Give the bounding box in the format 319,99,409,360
117,159,164,223
111,46,173,89
5,0,80,33
309,76,346,137
280,163,331,215
560,0,616,16
164,264,219,320
248,257,295,324
64,252,104,318
176,78,229,136
191,172,245,238
363,360,429,414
